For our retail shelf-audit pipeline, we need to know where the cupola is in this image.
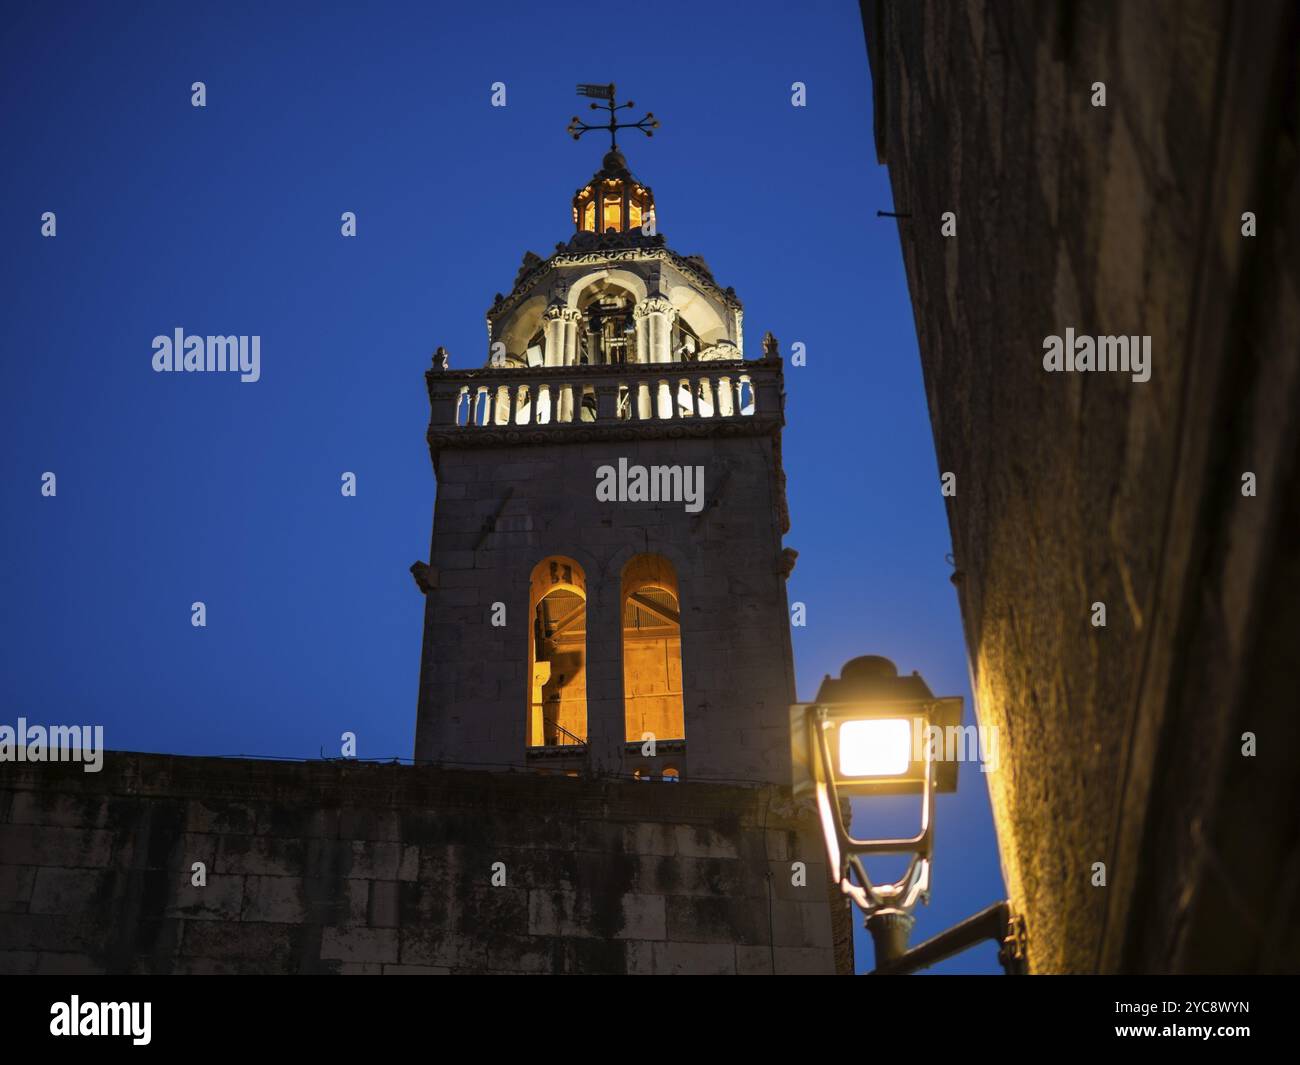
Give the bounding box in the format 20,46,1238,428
571,147,655,235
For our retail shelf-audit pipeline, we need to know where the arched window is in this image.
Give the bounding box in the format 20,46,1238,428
621,554,685,745
528,557,588,748
578,282,638,366
601,181,623,232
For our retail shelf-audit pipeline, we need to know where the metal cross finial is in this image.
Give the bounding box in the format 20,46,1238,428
567,83,660,150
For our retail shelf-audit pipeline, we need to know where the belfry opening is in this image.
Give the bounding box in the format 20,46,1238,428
621,554,685,745
528,557,588,747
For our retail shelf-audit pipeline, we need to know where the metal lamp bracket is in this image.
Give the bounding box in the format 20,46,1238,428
811,705,937,919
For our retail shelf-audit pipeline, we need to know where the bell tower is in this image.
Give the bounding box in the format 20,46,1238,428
413,86,798,784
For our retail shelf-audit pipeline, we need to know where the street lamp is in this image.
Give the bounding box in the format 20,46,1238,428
791,655,1026,974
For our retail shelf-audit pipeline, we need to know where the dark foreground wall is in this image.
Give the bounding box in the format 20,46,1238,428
0,754,848,974
866,0,1300,972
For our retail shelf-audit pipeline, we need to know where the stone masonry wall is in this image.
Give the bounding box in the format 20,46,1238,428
867,0,1300,972
0,753,849,975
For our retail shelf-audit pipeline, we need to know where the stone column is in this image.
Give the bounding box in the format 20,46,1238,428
634,295,677,365
542,303,566,367
633,316,648,367
582,572,624,776
549,309,581,422
561,308,582,366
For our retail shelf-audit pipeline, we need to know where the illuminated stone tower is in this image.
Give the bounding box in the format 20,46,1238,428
413,92,797,785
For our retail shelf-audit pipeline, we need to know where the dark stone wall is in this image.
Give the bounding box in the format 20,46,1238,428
0,753,849,974
866,0,1300,972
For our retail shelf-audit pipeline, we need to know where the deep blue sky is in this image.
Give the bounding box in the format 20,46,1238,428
0,0,1004,973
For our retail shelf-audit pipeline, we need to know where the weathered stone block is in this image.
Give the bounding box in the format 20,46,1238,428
768,857,830,900
181,920,296,961
215,835,304,878
399,926,487,970
347,840,403,880
241,875,306,923
0,949,39,974
0,825,114,868
367,880,401,928
627,940,736,975
623,821,677,857
557,936,628,975
620,893,667,940
485,934,556,973
339,808,402,842
768,898,833,949
185,800,257,836
0,914,97,954
256,806,340,840
771,946,834,975
527,888,664,940
28,868,108,915
736,944,777,975
347,878,369,925
665,894,767,945
764,828,796,863
35,952,99,974
165,873,244,922
7,792,111,830
635,854,749,898
673,823,740,859
320,927,398,965
0,864,36,912
171,956,282,975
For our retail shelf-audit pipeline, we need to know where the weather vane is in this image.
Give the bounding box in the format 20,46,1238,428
567,83,660,150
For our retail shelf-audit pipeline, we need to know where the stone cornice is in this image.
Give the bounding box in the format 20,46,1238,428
427,412,784,458
488,244,744,325
425,356,780,397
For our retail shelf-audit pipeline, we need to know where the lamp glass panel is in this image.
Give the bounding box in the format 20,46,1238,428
839,718,911,778
603,194,622,231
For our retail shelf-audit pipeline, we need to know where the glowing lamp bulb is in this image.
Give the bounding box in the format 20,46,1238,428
839,718,911,777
